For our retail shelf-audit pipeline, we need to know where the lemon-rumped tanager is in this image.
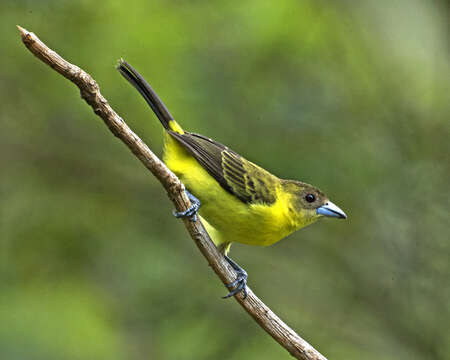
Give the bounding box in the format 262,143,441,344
117,60,347,298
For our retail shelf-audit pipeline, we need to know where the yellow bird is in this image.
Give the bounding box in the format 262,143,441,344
118,60,346,298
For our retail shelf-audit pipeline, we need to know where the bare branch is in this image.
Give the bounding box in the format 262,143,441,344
17,25,328,360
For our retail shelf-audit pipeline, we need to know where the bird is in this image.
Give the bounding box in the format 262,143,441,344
117,60,347,298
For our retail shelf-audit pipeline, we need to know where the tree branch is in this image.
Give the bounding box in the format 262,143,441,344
17,25,327,360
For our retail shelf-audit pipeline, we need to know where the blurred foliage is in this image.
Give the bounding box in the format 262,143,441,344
1,0,449,359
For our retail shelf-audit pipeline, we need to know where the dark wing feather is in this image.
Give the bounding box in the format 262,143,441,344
169,131,276,204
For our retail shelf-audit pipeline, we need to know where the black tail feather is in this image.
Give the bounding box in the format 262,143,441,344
117,59,173,130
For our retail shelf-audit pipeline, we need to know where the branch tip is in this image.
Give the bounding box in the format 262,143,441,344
16,25,27,35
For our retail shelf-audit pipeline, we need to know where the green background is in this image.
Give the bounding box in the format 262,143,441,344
1,1,449,359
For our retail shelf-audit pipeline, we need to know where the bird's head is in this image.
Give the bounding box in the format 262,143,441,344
282,180,347,229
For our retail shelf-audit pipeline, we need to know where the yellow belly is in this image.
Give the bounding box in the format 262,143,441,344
163,133,297,248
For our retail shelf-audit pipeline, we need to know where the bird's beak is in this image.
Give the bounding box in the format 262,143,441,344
317,201,347,219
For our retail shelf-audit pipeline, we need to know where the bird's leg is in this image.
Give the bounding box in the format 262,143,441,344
223,255,248,299
173,189,201,222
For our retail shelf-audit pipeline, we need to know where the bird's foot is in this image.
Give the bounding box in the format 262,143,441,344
223,255,248,299
173,190,201,222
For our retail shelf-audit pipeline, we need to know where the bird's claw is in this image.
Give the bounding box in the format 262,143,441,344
173,207,199,222
173,190,201,222
223,256,248,299
223,271,248,299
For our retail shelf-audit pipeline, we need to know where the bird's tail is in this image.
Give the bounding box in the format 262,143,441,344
117,59,184,134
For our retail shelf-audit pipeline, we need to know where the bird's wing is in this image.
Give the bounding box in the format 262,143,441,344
169,131,277,205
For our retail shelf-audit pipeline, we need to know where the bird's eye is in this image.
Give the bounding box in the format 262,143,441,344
305,194,315,203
